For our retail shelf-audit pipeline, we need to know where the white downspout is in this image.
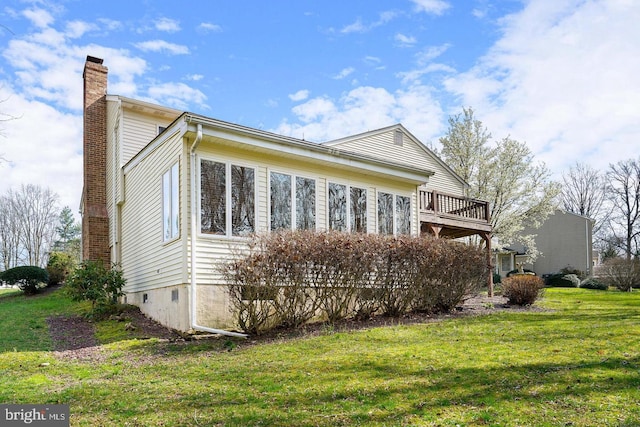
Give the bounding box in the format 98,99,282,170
189,122,247,338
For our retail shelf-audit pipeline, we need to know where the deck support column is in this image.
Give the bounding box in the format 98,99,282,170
480,232,493,297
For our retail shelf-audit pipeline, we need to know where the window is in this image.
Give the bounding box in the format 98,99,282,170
396,195,411,235
351,187,367,233
200,159,255,237
501,256,511,272
378,191,411,235
270,172,316,231
162,162,179,241
328,183,347,231
378,192,394,235
328,183,367,233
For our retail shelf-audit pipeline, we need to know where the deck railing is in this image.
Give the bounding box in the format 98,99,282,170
419,190,490,222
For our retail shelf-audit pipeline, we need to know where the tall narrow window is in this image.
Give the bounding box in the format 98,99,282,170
200,160,226,235
328,183,347,231
296,177,316,230
396,195,411,235
270,172,292,231
378,192,394,235
350,187,367,233
162,162,180,241
231,165,255,236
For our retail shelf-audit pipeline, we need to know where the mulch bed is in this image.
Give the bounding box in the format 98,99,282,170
46,294,541,359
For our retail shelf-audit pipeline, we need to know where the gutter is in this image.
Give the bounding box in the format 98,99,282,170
188,122,248,338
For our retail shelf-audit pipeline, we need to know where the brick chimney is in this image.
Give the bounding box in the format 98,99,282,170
81,56,110,263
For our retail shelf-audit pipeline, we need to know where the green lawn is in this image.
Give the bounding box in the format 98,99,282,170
1,287,639,426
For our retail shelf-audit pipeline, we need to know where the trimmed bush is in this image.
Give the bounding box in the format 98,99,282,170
545,273,580,288
46,251,76,286
65,261,126,316
493,272,502,284
502,275,545,306
0,266,49,295
222,231,489,334
580,277,608,291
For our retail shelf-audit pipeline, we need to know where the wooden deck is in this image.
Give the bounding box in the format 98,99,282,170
419,190,492,239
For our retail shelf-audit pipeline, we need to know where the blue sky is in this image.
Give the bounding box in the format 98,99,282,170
0,0,639,214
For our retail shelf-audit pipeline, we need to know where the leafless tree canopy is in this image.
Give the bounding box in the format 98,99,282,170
562,162,608,232
0,184,60,269
605,158,640,259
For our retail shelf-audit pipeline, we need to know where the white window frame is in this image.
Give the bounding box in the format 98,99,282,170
268,169,318,232
162,161,180,242
376,189,412,236
327,181,368,233
198,157,258,239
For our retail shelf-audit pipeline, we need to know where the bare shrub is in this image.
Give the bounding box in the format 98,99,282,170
597,258,640,292
502,275,545,306
223,251,278,335
222,231,490,334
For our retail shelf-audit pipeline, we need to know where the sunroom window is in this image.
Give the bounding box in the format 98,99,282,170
270,172,316,231
200,159,255,237
378,191,411,235
328,183,367,233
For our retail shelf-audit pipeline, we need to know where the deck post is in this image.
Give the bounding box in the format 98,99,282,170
480,232,493,297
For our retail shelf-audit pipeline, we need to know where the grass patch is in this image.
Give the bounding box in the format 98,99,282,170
1,288,640,426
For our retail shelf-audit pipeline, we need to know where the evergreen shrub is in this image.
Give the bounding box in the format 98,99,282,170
0,266,49,295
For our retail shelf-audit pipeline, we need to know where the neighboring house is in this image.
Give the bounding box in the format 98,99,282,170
495,210,594,279
81,56,493,334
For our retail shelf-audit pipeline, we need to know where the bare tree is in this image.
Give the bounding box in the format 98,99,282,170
8,185,60,267
562,162,608,232
605,158,640,260
0,195,23,270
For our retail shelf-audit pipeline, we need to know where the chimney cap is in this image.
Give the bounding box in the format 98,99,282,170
86,55,104,65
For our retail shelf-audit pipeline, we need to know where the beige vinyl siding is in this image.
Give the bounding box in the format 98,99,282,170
121,108,177,165
120,131,186,292
193,142,420,285
329,129,465,196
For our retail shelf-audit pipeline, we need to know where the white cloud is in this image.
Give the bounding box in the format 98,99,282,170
147,82,207,110
185,74,204,81
198,22,223,34
275,85,444,143
22,8,55,28
288,89,310,102
341,11,398,34
395,33,417,47
65,20,98,39
411,0,451,16
333,67,355,80
0,83,82,215
442,0,640,177
134,40,190,55
155,17,181,33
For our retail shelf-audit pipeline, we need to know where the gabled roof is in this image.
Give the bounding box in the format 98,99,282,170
120,97,435,185
322,123,469,190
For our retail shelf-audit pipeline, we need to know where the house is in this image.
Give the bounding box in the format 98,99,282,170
495,210,594,278
81,56,492,334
